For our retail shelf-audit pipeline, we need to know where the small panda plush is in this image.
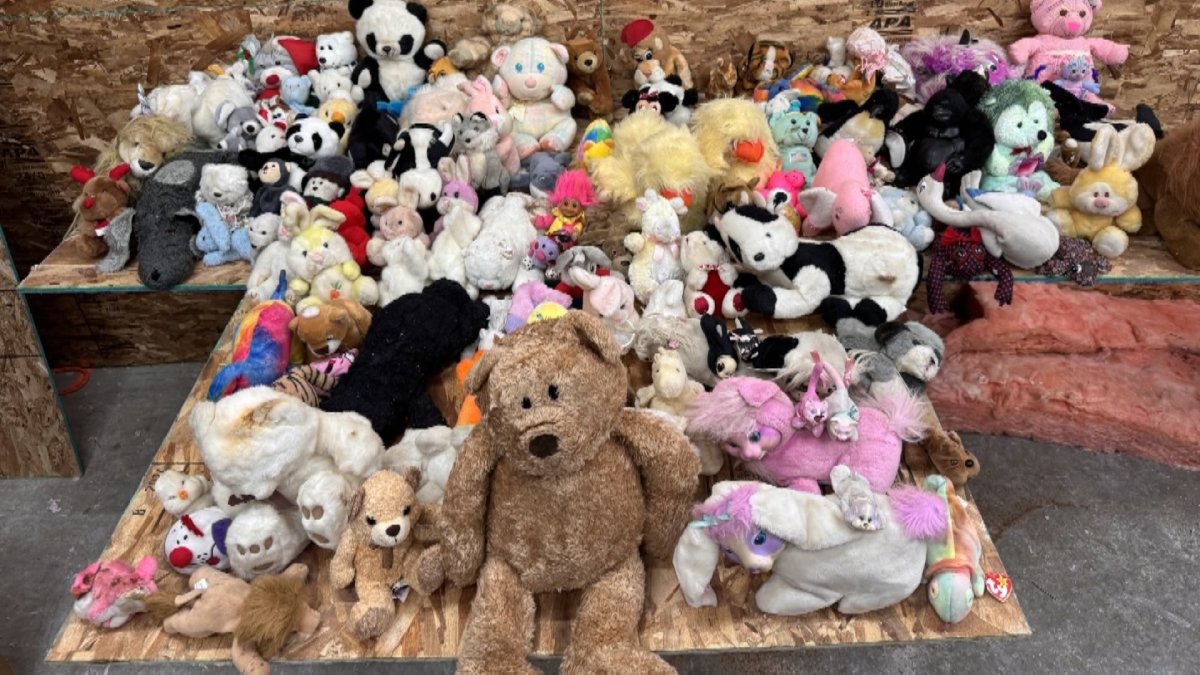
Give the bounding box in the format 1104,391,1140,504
620,74,698,127
287,117,346,161
316,31,359,76
349,0,446,102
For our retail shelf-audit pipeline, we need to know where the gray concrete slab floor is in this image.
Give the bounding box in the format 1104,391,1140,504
1,364,1196,674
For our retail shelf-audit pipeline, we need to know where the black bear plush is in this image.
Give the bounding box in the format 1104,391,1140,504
892,71,994,194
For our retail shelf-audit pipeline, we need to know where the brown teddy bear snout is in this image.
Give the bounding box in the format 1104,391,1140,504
529,433,559,458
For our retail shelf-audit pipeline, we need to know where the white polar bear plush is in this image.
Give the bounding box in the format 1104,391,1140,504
491,37,577,158
316,30,358,76
190,386,386,555
308,68,365,104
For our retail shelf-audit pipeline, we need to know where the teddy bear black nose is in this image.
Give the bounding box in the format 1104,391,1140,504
318,56,326,64
138,160,154,170
530,434,560,458
754,252,765,262
385,524,401,537
1037,130,1047,141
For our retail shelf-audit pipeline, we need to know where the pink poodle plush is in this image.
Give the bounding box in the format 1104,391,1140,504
798,139,892,236
686,376,925,493
1009,0,1127,109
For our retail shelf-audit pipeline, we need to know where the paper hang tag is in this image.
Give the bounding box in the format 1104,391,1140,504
984,571,1013,603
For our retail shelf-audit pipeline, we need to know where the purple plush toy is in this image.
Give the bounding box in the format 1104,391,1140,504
901,30,1015,104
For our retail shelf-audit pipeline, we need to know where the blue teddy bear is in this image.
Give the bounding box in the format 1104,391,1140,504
282,74,315,115
768,104,819,184
194,201,254,266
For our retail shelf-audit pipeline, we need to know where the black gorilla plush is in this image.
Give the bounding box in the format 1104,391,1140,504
893,71,994,194
321,280,490,443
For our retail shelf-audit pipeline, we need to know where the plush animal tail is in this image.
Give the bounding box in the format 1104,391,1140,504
145,590,183,623
864,387,929,443
234,574,308,661
207,362,251,401
888,486,948,541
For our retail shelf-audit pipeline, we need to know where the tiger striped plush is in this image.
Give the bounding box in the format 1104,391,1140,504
270,351,358,406
738,39,792,93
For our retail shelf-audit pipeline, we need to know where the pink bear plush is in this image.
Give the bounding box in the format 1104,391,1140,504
1009,0,1127,109
798,139,893,236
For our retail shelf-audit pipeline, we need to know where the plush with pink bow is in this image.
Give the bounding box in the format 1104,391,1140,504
686,376,926,493
1008,0,1127,110
72,557,158,628
491,37,578,157
459,75,520,173
798,139,893,236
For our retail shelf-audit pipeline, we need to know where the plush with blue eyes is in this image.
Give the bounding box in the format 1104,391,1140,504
537,63,545,73
515,63,524,73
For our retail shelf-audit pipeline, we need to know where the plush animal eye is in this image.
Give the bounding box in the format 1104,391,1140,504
302,251,308,257
1094,191,1100,197
521,396,532,409
402,506,411,516
548,384,560,400
323,242,329,248
753,531,768,546
748,431,762,442
365,516,376,525
1079,10,1087,16
515,63,524,73
1060,8,1068,14
537,62,545,73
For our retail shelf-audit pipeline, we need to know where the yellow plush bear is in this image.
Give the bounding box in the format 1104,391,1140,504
1048,124,1156,258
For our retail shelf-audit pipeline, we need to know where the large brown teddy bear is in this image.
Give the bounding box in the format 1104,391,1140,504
1136,119,1200,270
330,468,440,640
437,311,699,675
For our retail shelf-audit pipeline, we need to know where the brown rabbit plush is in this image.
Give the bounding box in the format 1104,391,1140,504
432,311,699,675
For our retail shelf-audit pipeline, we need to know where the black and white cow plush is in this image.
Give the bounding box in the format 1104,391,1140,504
620,74,698,126
711,205,919,325
348,0,445,102
384,122,454,176
287,117,345,161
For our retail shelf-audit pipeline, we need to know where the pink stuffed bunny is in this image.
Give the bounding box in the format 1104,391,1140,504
459,75,521,174
71,556,158,628
432,156,480,241
798,139,892,236
1009,0,1127,109
566,266,638,351
686,376,925,493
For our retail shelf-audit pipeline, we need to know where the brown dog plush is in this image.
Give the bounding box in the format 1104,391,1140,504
288,297,372,360
565,30,613,117
69,164,132,259
620,18,694,88
330,468,437,640
1136,119,1200,270
436,311,699,674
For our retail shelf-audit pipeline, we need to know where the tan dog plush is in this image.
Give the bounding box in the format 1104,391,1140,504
436,311,699,674
620,18,694,88
288,297,372,360
330,468,439,640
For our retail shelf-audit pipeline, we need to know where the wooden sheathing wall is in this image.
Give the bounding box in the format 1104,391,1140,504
0,0,1196,276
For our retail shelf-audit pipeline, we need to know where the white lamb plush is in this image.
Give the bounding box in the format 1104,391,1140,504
427,195,482,291
190,387,386,556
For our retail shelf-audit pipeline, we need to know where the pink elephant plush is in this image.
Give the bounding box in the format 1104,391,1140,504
491,37,578,158
686,376,925,493
798,139,892,236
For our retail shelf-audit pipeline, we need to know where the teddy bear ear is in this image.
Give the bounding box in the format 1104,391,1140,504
565,311,622,366
347,485,365,519
491,46,510,69
401,466,421,492
550,42,570,65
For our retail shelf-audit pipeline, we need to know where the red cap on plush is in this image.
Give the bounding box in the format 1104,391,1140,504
278,37,319,76
621,19,655,48
70,166,95,184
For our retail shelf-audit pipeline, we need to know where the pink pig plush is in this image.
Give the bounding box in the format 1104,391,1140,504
798,139,893,236
71,556,158,628
1008,0,1128,108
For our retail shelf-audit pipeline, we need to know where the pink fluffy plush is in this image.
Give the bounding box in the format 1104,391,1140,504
888,486,949,540
1008,0,1128,86
799,139,879,237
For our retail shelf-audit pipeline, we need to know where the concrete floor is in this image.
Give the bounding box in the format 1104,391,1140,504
2,364,1197,674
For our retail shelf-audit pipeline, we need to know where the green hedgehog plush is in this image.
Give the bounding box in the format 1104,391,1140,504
977,80,1059,201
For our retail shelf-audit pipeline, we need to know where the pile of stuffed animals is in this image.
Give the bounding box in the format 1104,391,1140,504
68,0,1196,669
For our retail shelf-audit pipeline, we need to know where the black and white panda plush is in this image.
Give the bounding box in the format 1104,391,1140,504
711,205,919,325
348,0,445,102
620,74,699,127
287,117,345,161
384,122,454,176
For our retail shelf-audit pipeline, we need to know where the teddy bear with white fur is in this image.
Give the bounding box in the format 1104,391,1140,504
491,37,577,157
680,231,743,318
624,189,686,304
190,386,387,562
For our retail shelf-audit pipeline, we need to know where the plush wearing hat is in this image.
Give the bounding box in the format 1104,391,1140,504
431,311,699,674
621,18,693,88
69,163,132,266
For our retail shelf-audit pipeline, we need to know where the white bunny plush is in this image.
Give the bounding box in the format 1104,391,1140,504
624,189,687,304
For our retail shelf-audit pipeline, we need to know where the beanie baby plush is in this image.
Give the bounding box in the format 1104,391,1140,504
1008,0,1127,110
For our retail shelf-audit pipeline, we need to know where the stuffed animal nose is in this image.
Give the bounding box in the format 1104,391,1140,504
382,45,393,54
318,56,327,64
524,76,538,89
733,139,764,163
1037,130,1047,141
138,160,154,171
82,196,96,209
386,524,401,537
168,547,193,569
529,434,560,458
1067,21,1081,32
1094,197,1110,209
753,252,765,262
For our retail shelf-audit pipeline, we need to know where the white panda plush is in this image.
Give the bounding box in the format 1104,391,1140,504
711,205,919,324
315,31,359,76
286,117,346,161
620,74,699,127
348,0,445,102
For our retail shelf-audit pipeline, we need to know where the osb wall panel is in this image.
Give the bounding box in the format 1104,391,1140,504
0,0,1195,277
26,291,244,367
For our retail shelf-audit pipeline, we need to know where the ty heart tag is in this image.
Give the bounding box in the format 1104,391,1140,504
985,572,1013,602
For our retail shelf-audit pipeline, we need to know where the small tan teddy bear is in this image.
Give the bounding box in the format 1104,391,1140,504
330,468,441,640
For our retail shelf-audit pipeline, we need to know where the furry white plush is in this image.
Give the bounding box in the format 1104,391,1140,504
624,189,687,303
153,470,216,516
491,37,577,156
192,76,255,147
246,213,281,256
633,313,731,387
773,331,850,394
308,68,365,104
255,122,290,153
464,192,537,297
713,205,919,323
246,240,291,302
349,0,444,101
644,278,688,318
426,188,482,288
375,238,430,306
287,117,345,160
225,503,309,580
316,31,358,76
191,386,387,551
383,425,470,504
132,73,208,131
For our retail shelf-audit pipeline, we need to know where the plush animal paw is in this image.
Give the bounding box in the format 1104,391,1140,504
410,544,446,596
550,85,575,111
297,473,353,549
226,504,307,580
352,604,393,641
739,285,776,316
